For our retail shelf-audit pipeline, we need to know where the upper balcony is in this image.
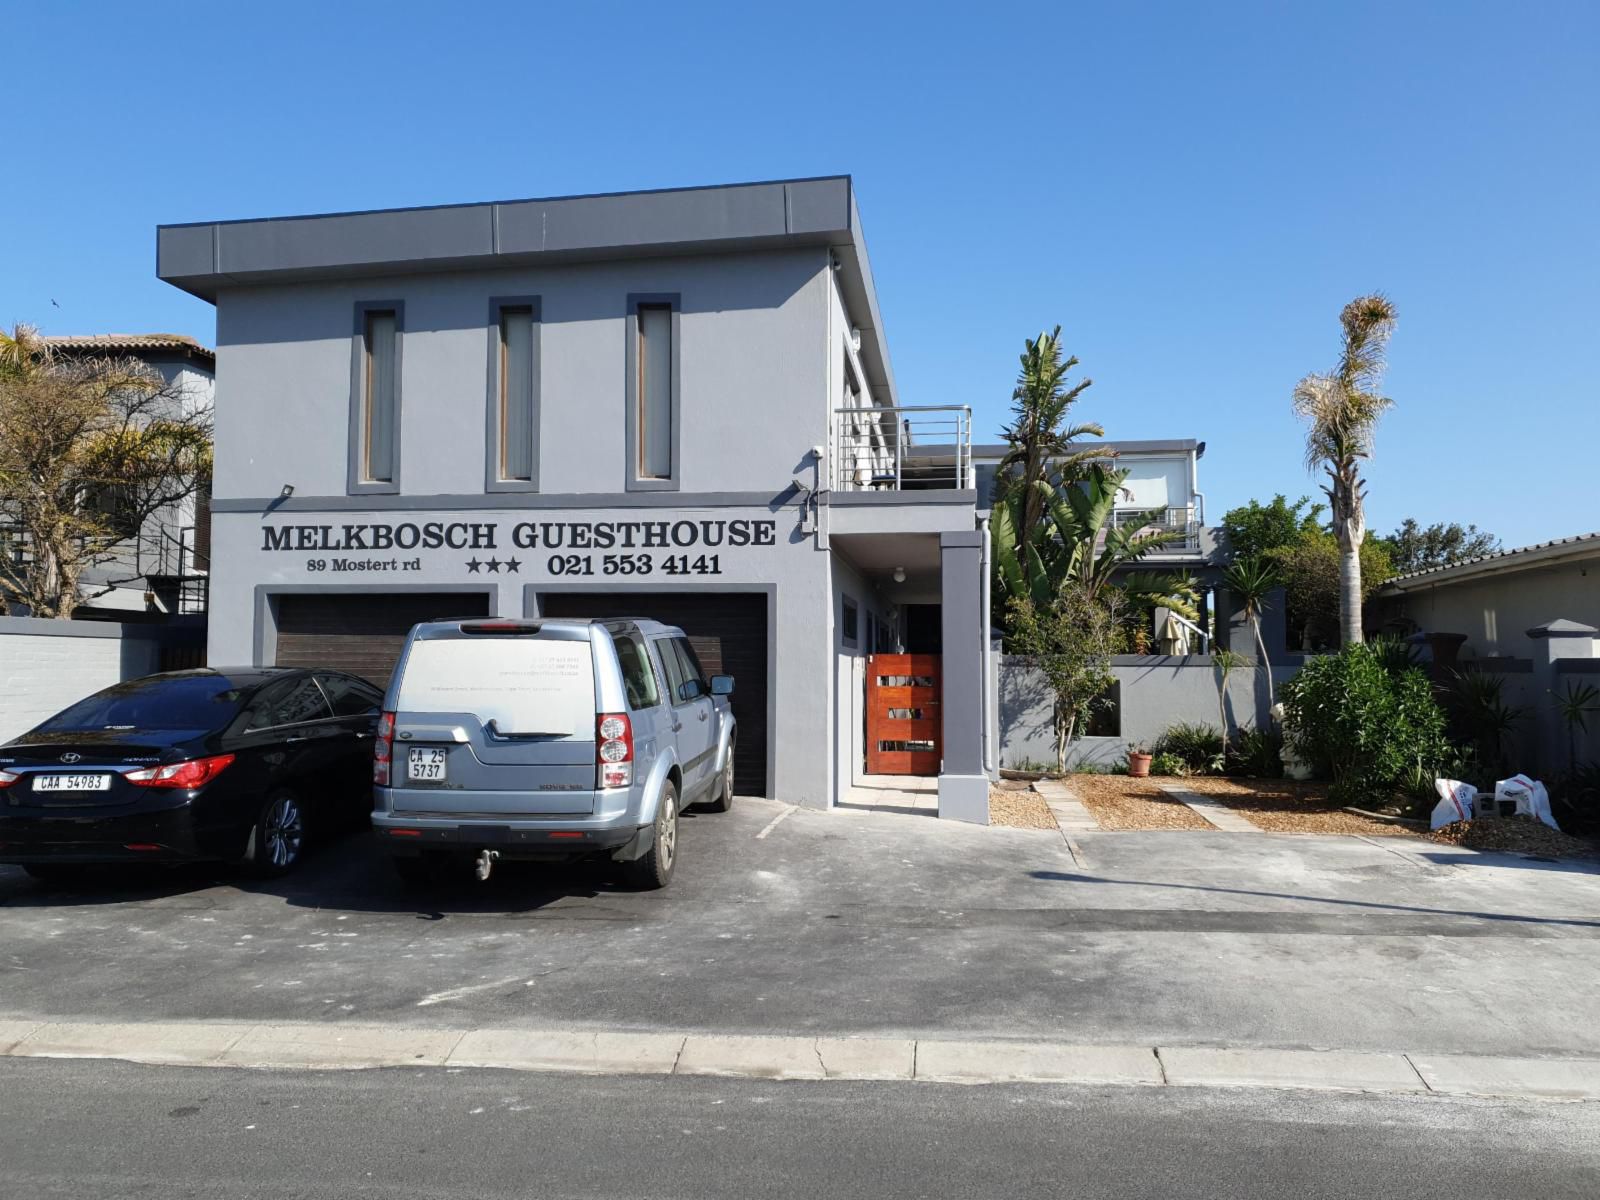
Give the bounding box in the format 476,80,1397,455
831,405,973,492
1111,506,1203,555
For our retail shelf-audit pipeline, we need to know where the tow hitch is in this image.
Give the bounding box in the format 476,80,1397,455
473,849,500,882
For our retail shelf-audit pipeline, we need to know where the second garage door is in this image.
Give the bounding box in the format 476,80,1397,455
536,592,769,797
274,593,491,688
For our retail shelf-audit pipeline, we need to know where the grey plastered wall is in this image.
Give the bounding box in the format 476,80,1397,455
998,655,1302,770
0,617,165,742
211,248,831,506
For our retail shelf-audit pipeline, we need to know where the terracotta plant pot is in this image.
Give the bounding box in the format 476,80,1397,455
1128,752,1152,778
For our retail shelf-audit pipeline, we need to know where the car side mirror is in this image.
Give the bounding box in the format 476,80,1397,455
710,675,734,696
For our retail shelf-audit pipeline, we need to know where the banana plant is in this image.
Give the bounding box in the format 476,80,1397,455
993,463,1200,627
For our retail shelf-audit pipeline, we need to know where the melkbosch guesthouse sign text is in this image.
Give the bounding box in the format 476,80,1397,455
260,516,780,578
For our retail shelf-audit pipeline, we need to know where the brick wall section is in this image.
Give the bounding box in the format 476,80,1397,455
0,618,163,743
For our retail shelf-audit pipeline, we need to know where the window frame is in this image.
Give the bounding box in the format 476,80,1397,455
347,301,404,495
841,595,860,648
484,295,542,493
624,293,681,492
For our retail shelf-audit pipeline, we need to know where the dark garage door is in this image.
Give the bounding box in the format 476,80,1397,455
274,593,491,688
537,592,769,797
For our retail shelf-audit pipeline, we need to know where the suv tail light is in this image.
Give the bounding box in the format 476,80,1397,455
596,713,633,789
123,754,236,790
373,711,396,786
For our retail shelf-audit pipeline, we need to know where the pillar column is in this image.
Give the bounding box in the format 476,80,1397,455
1528,619,1598,776
938,530,988,823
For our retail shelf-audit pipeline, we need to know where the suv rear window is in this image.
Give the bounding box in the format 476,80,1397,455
396,634,597,737
36,675,246,734
611,632,660,710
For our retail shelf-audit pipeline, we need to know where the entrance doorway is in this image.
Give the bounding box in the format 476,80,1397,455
865,653,941,775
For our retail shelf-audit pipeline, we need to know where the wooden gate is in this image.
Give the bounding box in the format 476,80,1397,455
865,654,942,775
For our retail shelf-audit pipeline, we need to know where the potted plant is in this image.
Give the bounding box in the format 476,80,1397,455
1127,741,1153,778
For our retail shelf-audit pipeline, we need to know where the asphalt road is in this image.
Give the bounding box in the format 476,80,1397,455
1,1057,1595,1199
4,797,1599,1057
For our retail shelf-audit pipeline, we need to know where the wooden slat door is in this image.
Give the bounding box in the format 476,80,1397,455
866,653,941,776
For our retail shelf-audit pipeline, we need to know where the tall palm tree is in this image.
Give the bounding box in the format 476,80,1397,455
1293,294,1398,646
994,326,1105,547
1222,555,1283,711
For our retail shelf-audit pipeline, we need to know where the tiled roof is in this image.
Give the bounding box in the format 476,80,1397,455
1382,531,1600,588
41,334,214,363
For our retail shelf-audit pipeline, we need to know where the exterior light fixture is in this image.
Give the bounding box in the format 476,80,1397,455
280,484,295,498
893,567,906,583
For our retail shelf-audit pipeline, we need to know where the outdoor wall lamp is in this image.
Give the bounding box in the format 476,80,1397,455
280,484,295,498
893,567,907,583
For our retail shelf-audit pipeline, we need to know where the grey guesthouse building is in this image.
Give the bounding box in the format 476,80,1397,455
158,177,996,818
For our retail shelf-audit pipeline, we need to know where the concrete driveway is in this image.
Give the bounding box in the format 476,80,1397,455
2,796,1598,1059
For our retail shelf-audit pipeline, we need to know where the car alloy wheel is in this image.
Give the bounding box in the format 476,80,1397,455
657,790,677,871
263,795,304,869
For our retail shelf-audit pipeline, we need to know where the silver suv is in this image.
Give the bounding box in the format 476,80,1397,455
372,617,736,889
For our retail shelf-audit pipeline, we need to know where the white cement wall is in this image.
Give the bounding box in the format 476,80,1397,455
0,619,162,742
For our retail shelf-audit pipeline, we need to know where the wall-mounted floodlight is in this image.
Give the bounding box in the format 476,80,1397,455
280,484,295,499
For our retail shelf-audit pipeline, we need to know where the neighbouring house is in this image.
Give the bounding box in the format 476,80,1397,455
1375,531,1600,773
980,440,1298,770
155,176,997,819
33,334,215,620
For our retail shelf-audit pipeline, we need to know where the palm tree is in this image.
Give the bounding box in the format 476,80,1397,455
994,327,1105,547
1292,294,1398,645
1222,555,1283,711
1211,648,1252,758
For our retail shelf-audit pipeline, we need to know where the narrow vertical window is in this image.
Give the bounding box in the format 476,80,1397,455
363,310,397,483
637,304,673,479
499,306,535,481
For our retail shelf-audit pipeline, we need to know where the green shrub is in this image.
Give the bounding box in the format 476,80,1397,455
1280,643,1452,804
1154,722,1224,774
1553,763,1600,837
1227,727,1283,778
1149,751,1188,777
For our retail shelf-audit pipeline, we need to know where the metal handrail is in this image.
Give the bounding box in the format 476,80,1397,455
831,404,972,491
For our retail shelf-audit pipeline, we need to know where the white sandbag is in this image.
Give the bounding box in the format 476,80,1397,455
1431,778,1476,829
1495,774,1559,831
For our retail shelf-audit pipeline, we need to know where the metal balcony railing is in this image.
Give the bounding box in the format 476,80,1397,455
831,405,973,491
1111,506,1201,553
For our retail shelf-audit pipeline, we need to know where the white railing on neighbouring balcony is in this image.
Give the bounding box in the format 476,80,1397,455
1111,506,1201,553
831,405,973,491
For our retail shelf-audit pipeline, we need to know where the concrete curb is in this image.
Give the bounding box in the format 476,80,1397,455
4,1018,1598,1101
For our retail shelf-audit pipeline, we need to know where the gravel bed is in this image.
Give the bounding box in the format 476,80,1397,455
1150,777,1419,837
1067,776,1211,831
988,781,1058,830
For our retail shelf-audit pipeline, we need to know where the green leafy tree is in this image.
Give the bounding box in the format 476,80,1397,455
1221,494,1323,560
1381,519,1500,574
1273,530,1394,651
993,327,1105,548
1222,555,1283,710
1293,294,1399,645
1006,584,1125,771
0,324,213,618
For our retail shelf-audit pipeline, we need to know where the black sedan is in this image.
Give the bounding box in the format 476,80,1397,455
0,667,383,881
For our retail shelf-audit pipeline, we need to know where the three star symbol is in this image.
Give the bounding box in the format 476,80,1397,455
465,557,521,574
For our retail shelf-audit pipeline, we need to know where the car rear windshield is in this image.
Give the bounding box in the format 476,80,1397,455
35,675,247,734
395,635,597,738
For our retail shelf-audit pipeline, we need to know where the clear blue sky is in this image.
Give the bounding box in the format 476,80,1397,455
5,2,1595,547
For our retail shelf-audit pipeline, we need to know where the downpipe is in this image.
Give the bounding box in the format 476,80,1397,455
979,515,994,777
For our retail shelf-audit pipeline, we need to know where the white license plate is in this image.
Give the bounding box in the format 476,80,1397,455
407,747,448,782
34,773,113,793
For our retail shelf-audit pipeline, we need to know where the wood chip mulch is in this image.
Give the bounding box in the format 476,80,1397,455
1066,775,1212,831
1429,818,1600,861
988,781,1058,830
1168,777,1421,838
